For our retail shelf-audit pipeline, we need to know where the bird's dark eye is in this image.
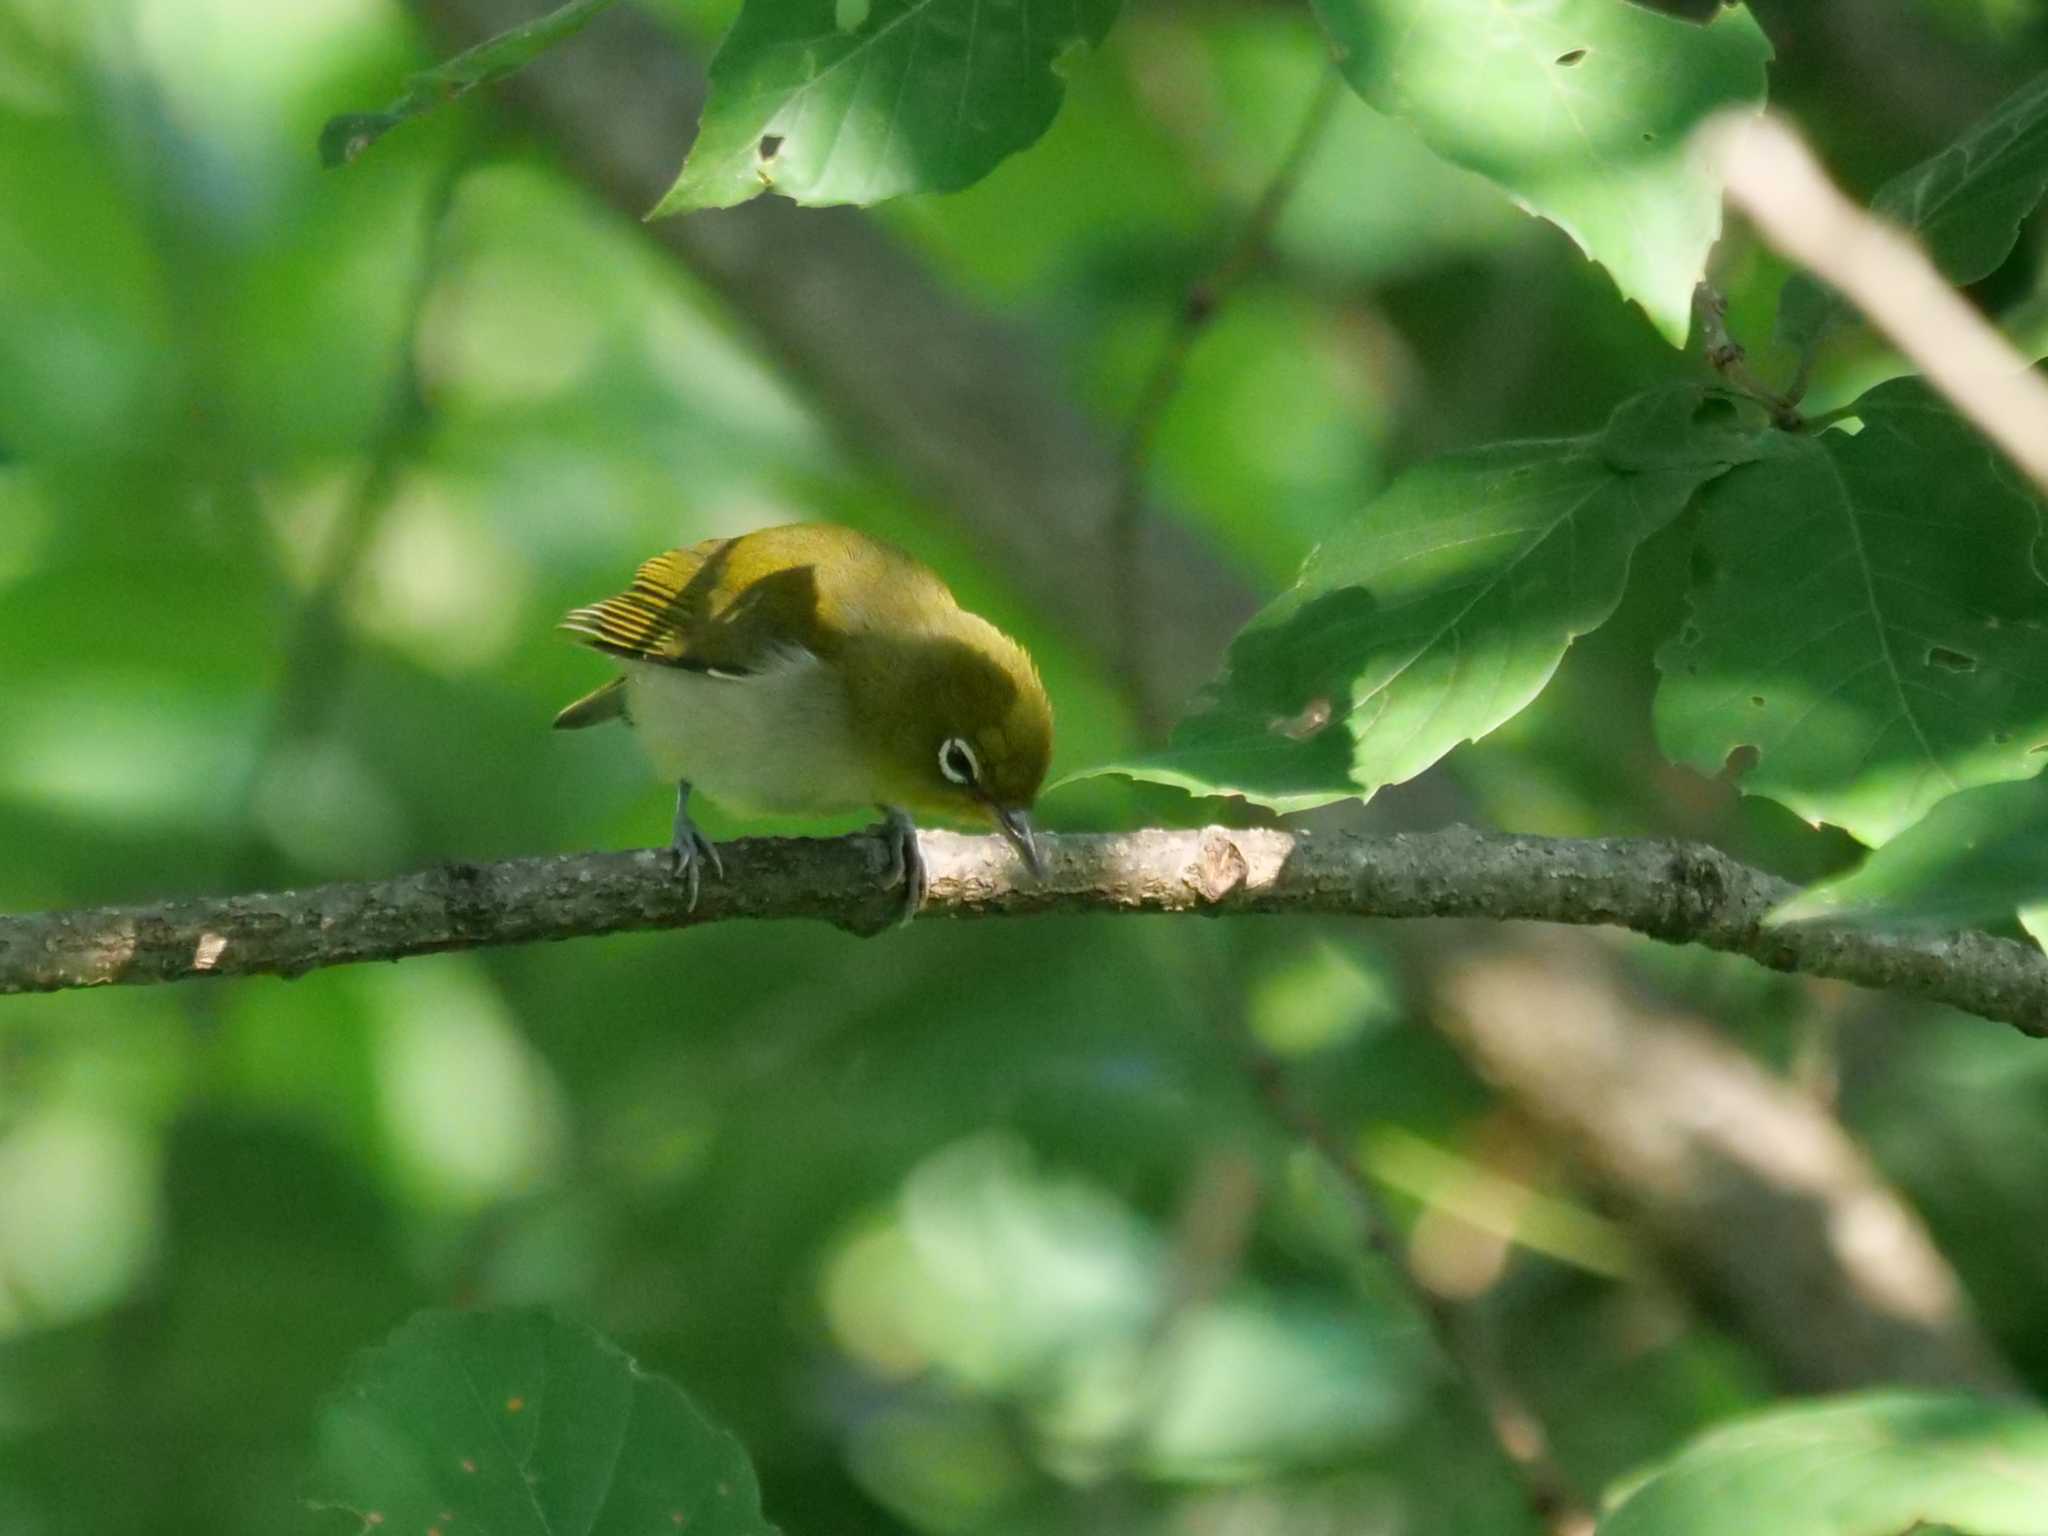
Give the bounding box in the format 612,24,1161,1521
938,737,980,786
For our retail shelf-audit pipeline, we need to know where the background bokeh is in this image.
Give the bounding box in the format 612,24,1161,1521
5,1,2048,1531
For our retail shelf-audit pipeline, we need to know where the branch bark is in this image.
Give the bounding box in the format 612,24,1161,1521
7,828,2047,1034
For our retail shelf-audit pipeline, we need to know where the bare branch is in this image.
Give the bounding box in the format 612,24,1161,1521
7,828,2046,1034
1707,111,2048,495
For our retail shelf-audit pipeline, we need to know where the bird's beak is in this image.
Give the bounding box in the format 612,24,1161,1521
992,804,1043,880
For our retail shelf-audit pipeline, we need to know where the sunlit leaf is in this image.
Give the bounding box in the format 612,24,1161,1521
319,0,620,167
1073,388,1760,811
1306,0,1771,344
1601,1392,2048,1536
313,1307,779,1536
1780,69,2048,356
652,0,1120,215
1770,773,2048,933
1655,375,2048,845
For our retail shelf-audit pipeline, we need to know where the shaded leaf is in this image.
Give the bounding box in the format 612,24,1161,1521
313,1307,779,1536
1655,375,2048,845
1771,773,2048,933
653,0,1120,216
1072,387,1759,812
1601,1392,2048,1536
1781,70,2048,356
319,0,620,167
1306,0,1771,344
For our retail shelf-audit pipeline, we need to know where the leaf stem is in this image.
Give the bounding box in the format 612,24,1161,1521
1693,282,1802,427
1111,66,1345,733
320,0,620,166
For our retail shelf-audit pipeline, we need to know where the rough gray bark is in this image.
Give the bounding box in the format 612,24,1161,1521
7,828,2046,1035
409,0,1259,717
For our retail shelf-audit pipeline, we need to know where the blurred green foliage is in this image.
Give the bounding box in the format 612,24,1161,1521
5,1,2048,1534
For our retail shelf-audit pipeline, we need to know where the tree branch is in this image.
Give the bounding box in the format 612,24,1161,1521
1433,936,2020,1394
1707,111,2048,492
7,828,2046,1033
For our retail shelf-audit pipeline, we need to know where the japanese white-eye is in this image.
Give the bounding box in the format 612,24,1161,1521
554,523,1053,920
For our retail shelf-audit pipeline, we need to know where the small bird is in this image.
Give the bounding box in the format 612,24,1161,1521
554,523,1052,920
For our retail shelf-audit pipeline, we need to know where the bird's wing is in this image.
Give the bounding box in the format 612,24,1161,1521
560,525,936,674
559,546,712,664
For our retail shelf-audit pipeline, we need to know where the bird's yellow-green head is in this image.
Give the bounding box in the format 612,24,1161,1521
847,612,1053,871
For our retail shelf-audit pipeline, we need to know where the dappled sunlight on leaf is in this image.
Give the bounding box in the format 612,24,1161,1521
367,961,569,1211
655,0,1123,214
1602,1392,2048,1535
350,480,535,672
0,685,253,830
1657,377,2048,844
0,1108,161,1333
1078,386,1757,810
820,1133,1425,1492
1308,0,1771,342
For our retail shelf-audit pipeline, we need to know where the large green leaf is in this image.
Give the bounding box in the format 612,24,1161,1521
1655,375,2048,845
313,1308,779,1536
1073,388,1759,812
1771,773,2048,933
1600,1392,2048,1536
1780,70,2048,357
1306,0,1771,345
652,0,1120,215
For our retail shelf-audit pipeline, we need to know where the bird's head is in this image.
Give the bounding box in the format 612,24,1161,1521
853,615,1052,875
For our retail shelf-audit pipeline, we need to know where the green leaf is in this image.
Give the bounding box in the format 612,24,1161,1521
1305,0,1771,345
1071,388,1759,812
319,0,620,168
1655,375,2048,845
313,1307,779,1536
1600,1392,2048,1536
652,0,1120,216
1770,774,2048,932
1780,70,2048,357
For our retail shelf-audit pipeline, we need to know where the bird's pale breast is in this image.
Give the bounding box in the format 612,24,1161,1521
622,647,878,817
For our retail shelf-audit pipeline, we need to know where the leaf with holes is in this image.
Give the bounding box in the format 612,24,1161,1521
1655,375,2048,846
652,0,1120,215
312,1308,779,1536
1770,773,2048,934
1305,0,1771,345
1067,388,1761,812
1600,1392,2048,1536
1780,70,2048,356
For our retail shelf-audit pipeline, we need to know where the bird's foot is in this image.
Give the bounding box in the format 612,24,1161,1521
668,784,724,912
874,805,926,926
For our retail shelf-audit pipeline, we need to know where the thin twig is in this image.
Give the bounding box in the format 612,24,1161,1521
1238,1044,1594,1536
1111,67,1345,731
229,154,470,891
7,827,2048,1036
1706,111,2048,494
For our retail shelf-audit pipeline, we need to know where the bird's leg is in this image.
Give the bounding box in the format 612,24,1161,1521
668,780,724,911
873,804,926,925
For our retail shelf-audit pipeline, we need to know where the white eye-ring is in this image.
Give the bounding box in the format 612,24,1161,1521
938,736,980,786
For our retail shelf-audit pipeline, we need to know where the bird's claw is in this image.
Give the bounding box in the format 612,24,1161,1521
876,805,926,926
666,824,723,911
669,782,724,912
